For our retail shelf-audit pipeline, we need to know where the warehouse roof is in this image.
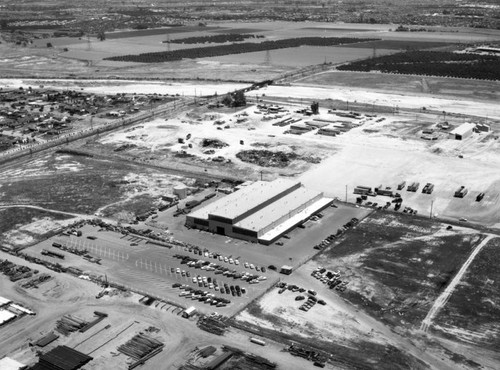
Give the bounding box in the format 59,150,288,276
0,309,16,325
450,122,475,136
0,357,25,370
189,179,299,221
0,296,12,306
259,197,333,243
235,187,322,233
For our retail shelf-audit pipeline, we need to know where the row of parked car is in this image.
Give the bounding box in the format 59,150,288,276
275,282,326,311
172,254,267,283
313,218,359,250
172,284,231,307
311,267,348,292
182,247,266,271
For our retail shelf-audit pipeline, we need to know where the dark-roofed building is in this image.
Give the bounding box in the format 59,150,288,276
30,346,92,370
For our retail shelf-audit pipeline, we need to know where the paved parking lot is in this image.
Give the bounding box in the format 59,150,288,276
23,202,370,316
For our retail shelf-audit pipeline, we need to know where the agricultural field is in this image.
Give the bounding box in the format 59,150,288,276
432,237,500,350
337,51,500,81
103,37,378,63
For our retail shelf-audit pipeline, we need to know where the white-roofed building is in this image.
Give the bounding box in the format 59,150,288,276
0,309,17,326
186,179,332,244
0,357,25,370
449,122,476,140
0,296,12,308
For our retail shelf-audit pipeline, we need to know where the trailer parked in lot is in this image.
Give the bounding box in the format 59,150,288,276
422,183,434,194
182,306,197,318
454,186,468,198
407,182,420,192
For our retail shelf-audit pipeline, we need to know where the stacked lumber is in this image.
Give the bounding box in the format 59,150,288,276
55,315,88,335
117,333,163,360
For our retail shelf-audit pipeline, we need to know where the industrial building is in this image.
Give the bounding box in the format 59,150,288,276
30,345,93,370
450,123,476,140
186,179,333,245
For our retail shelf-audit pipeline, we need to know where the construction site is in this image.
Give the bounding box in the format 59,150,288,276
1,6,500,370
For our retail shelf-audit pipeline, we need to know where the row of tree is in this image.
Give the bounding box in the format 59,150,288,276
166,33,261,44
337,51,500,81
105,37,378,63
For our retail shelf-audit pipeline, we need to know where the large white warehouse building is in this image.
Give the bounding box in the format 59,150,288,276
185,178,332,245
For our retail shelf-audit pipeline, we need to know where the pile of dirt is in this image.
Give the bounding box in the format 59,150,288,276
201,138,228,149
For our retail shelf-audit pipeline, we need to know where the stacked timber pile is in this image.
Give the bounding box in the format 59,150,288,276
55,315,88,335
197,315,228,336
287,344,327,365
0,259,33,282
21,273,51,289
118,333,164,369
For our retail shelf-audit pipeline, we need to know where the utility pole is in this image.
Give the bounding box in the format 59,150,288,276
430,200,434,219
345,185,348,203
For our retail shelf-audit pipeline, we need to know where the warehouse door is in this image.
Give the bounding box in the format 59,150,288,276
216,226,225,236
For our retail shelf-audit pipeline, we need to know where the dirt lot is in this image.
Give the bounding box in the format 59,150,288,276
314,212,485,329
297,71,500,102
0,207,74,249
432,237,500,350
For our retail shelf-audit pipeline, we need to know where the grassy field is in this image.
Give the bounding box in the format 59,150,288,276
314,212,485,329
432,237,500,350
0,153,172,216
0,207,74,248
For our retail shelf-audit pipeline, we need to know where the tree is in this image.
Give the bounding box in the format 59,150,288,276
311,101,319,114
97,31,106,41
221,93,233,107
232,90,246,107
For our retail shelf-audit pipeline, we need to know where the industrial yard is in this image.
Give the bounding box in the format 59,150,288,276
1,2,500,369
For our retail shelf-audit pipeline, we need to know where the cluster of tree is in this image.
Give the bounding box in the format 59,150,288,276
167,33,262,44
221,90,246,107
337,51,500,81
105,37,378,63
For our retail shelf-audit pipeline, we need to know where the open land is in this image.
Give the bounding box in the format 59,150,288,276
1,9,500,370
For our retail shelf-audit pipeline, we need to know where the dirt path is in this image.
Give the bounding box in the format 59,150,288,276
420,234,495,332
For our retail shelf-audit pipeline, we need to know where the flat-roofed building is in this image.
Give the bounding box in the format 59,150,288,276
186,179,332,244
450,122,476,140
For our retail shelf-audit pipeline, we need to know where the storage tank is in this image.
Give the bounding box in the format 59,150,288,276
173,185,188,199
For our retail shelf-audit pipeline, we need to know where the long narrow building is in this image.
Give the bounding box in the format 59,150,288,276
186,178,332,244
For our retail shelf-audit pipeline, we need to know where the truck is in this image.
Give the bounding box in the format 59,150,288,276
454,186,468,198
249,337,266,346
422,183,434,194
280,265,293,275
182,306,197,318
